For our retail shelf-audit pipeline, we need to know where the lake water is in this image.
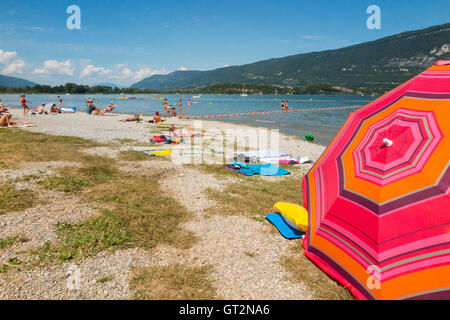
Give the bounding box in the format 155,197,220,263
1,93,378,146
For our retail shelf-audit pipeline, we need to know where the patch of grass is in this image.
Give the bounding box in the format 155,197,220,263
37,155,118,193
0,184,35,215
205,175,302,217
97,276,112,283
0,129,101,167
280,241,354,300
0,237,17,249
130,264,216,300
118,150,153,161
34,177,195,264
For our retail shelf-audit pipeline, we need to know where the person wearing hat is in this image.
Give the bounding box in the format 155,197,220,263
152,111,162,123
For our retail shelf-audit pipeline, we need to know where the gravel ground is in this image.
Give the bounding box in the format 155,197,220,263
0,109,326,300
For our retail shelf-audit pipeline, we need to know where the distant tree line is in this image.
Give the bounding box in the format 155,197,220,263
0,82,387,95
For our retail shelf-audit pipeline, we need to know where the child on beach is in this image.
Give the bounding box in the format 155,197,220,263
20,94,30,116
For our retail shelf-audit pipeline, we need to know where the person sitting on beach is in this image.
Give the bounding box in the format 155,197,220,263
50,104,61,113
171,106,177,117
149,111,162,123
100,102,115,115
0,113,32,127
0,99,10,114
119,114,142,122
0,113,12,126
36,104,46,114
87,98,98,114
20,94,30,116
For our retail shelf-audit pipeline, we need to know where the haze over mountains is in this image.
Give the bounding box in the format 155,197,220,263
132,23,450,91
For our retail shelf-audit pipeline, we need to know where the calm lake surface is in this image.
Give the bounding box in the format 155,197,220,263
1,93,379,146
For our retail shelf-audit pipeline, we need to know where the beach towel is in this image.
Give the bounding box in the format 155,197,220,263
144,149,172,156
226,162,290,176
264,213,304,239
0,123,35,128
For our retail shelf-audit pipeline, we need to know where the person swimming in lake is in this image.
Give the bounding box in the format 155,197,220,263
20,94,30,116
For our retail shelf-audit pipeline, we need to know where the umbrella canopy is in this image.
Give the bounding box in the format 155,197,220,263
302,61,450,300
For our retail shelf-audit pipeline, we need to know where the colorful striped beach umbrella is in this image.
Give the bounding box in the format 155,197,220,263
302,60,450,300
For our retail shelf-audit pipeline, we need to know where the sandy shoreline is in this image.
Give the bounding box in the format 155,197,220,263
7,109,326,163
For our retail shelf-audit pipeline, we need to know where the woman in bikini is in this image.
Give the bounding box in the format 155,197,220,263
20,94,30,116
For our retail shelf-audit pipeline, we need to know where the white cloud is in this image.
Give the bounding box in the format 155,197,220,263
179,66,187,71
80,64,111,77
2,59,25,74
0,50,17,64
33,60,75,75
112,64,167,83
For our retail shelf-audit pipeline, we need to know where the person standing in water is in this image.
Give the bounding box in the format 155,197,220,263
58,96,63,109
187,99,191,111
285,99,289,112
20,94,30,116
163,99,168,117
280,100,285,112
178,98,183,117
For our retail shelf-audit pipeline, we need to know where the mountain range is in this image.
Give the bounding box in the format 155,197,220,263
0,74,36,88
132,22,450,91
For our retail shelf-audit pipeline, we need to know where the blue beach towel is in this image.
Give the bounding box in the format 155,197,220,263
227,162,290,176
264,213,304,239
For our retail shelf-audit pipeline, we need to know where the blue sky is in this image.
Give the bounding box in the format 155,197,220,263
0,0,449,86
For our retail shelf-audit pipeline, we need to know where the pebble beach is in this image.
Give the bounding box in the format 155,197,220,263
0,109,327,300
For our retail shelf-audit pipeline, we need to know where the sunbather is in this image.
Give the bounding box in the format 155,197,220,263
36,104,46,114
0,113,12,126
148,111,162,123
100,102,115,115
119,114,142,122
0,100,10,114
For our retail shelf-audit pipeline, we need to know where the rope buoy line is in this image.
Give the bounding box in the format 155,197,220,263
181,105,361,119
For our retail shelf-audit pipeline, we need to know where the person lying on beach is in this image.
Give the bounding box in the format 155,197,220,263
169,125,213,137
119,114,142,122
100,102,115,115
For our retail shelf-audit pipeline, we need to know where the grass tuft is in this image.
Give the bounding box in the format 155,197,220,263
130,264,216,300
0,184,35,215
